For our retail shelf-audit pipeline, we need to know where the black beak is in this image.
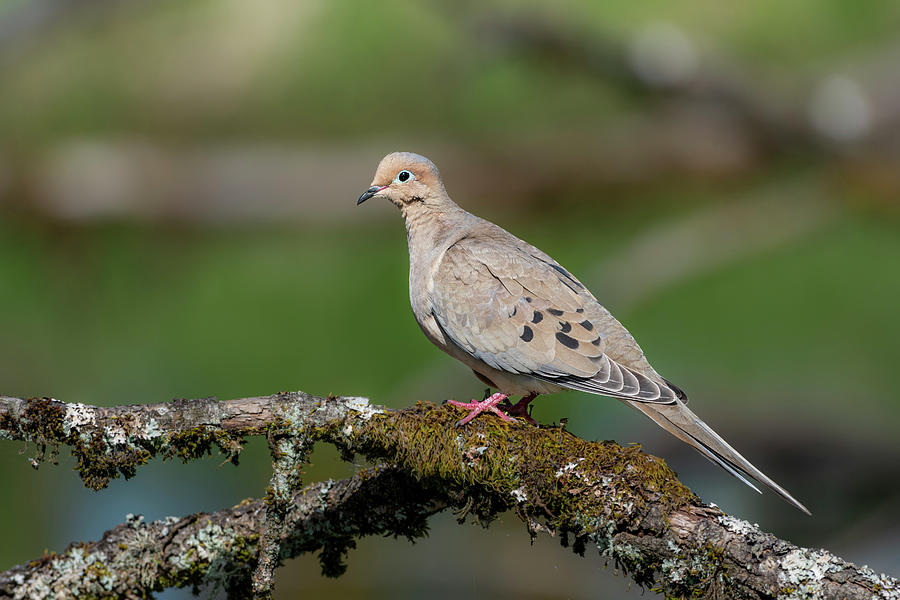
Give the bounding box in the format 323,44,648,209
357,185,385,205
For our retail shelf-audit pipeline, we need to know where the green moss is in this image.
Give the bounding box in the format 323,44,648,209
780,587,797,595
8,398,154,489
22,397,67,442
308,401,701,593
70,432,152,490
704,543,726,564
84,561,114,581
338,401,695,532
11,397,67,468
166,426,243,465
8,398,252,490
26,549,59,570
62,424,245,490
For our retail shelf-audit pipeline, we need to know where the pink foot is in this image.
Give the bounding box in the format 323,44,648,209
448,393,516,426
500,392,539,425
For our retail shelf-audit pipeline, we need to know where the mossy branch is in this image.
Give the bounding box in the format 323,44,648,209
0,393,897,600
0,465,443,599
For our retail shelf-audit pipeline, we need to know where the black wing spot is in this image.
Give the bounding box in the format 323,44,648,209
580,320,593,331
548,308,564,317
525,297,532,303
576,308,584,313
591,336,603,346
556,332,579,349
559,322,572,333
531,311,543,324
521,326,534,342
510,305,517,317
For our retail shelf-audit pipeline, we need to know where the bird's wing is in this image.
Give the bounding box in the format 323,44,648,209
430,234,679,403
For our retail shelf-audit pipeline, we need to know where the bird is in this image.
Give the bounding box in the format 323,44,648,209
357,151,810,514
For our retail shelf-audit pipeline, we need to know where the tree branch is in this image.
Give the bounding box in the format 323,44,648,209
0,465,445,599
0,393,897,599
251,433,308,598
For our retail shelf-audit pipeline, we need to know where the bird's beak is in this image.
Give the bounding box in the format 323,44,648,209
357,185,388,205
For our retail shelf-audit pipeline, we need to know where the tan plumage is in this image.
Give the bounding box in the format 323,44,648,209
357,151,809,514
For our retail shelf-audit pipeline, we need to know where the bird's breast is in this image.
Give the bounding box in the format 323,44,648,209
408,262,444,348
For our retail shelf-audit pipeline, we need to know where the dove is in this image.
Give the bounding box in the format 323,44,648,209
357,151,810,514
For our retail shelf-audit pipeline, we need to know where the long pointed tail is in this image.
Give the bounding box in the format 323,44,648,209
626,399,811,514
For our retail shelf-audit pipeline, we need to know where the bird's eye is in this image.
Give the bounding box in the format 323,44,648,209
395,170,414,183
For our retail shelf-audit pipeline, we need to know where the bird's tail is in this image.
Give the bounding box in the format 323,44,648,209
626,399,810,514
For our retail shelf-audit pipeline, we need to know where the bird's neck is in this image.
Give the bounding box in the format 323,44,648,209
402,198,467,254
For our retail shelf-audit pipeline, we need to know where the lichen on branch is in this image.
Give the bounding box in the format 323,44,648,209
0,466,442,600
0,392,897,600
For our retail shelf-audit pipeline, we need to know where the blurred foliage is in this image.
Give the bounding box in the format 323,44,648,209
2,0,900,145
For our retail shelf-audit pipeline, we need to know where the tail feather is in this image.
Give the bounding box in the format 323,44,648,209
626,399,811,515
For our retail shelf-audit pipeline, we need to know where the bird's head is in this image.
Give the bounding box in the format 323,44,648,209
357,152,447,211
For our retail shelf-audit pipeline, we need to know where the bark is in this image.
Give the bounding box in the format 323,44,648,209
0,393,897,600
0,465,443,599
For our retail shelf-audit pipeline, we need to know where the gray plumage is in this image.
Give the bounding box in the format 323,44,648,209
358,151,810,514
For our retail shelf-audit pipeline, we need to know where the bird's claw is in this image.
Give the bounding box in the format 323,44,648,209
448,393,516,426
501,393,539,425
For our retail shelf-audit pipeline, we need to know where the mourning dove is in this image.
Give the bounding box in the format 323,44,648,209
357,151,809,514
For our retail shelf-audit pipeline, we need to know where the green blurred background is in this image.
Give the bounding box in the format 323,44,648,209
1,1,899,598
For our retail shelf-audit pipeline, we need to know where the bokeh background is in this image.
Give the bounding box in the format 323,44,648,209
1,1,899,598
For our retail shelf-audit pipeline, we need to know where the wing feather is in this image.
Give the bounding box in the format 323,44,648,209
431,235,679,404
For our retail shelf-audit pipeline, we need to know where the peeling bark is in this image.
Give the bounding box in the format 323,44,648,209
0,393,897,599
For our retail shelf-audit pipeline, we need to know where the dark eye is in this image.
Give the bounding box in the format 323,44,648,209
395,170,414,183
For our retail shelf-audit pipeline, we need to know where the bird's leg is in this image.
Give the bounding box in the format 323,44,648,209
448,392,516,426
503,392,539,425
